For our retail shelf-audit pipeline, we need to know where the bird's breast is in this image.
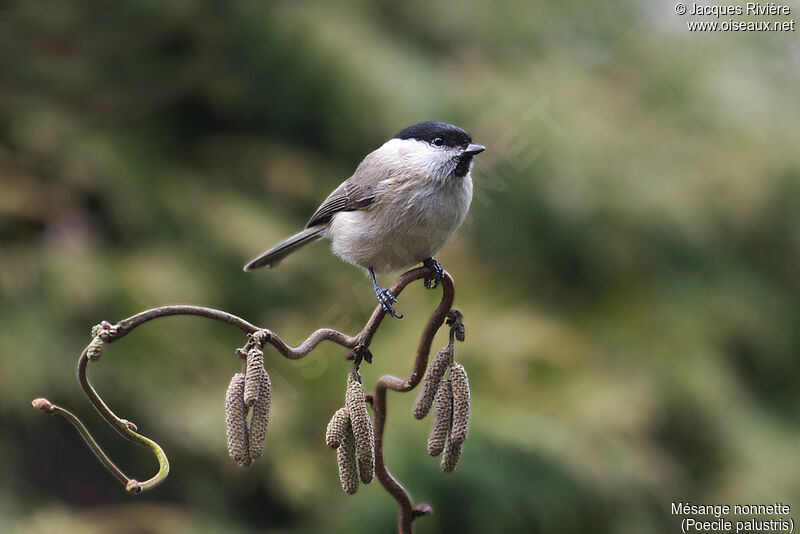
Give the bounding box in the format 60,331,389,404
328,174,472,274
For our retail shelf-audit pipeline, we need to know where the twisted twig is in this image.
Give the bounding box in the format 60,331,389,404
32,265,460,533
369,272,457,533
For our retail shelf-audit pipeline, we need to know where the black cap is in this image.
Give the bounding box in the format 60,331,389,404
393,121,472,148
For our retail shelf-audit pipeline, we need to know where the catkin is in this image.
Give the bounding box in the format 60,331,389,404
449,363,471,446
427,379,453,457
441,438,463,473
86,336,105,361
248,369,271,460
455,323,466,342
413,345,453,419
326,407,350,449
244,348,264,406
337,418,359,495
225,373,251,466
345,373,374,484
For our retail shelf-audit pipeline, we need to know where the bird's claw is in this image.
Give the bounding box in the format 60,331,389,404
375,287,402,319
423,258,444,290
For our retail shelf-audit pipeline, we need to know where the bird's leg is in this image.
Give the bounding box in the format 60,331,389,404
370,267,402,319
422,257,444,290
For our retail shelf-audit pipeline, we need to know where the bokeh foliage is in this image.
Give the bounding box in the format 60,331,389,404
2,1,800,533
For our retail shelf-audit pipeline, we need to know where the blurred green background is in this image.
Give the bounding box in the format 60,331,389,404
2,1,800,533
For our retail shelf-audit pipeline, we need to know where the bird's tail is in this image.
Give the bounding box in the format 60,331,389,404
243,225,326,271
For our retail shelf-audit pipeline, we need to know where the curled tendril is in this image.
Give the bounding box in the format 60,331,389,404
32,264,458,534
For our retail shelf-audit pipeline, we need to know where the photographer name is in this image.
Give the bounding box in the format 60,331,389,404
689,3,791,17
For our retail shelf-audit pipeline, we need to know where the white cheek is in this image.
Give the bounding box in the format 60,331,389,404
388,138,432,160
385,139,454,178
407,145,440,171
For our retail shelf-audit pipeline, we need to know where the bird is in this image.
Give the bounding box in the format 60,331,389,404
244,121,485,318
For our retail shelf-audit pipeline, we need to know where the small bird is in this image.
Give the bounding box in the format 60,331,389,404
244,121,485,318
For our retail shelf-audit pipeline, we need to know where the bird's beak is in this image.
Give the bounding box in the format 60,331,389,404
463,143,486,156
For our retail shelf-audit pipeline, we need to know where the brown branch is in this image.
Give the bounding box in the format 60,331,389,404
370,271,456,534
32,265,459,533
32,398,131,488
102,266,431,360
76,346,170,492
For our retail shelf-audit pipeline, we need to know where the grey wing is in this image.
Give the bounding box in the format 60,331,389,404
305,177,377,228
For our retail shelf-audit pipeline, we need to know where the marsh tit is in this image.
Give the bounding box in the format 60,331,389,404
244,121,485,318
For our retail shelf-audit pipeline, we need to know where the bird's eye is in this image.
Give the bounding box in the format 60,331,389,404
432,137,444,147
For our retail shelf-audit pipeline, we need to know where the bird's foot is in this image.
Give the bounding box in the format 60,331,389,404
375,287,402,319
423,257,444,289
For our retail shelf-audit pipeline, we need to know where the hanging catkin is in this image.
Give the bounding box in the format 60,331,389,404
441,438,463,473
345,373,374,484
337,417,359,494
449,363,470,446
413,345,453,419
248,369,271,460
225,373,251,466
427,379,453,457
326,407,350,449
244,348,264,406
